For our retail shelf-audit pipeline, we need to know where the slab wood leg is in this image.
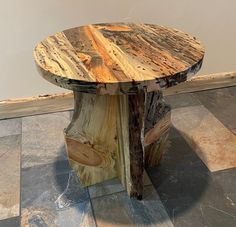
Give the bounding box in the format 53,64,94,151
117,91,145,199
64,92,118,186
144,91,171,167
64,90,170,199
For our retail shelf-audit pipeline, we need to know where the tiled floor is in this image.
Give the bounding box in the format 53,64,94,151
0,87,236,227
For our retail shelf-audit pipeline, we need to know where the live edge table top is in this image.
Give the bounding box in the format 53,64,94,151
34,23,204,95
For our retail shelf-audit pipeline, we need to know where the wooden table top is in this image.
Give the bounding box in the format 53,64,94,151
34,23,204,94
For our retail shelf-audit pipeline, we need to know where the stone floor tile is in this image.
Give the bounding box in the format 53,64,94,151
164,93,201,109
0,118,21,137
21,162,94,226
212,168,236,204
0,135,21,220
88,170,152,199
199,203,236,227
147,135,209,202
22,111,70,168
193,87,236,130
88,178,125,199
21,165,89,210
0,216,20,227
21,201,96,227
228,86,236,96
91,185,173,227
148,135,236,227
171,105,236,172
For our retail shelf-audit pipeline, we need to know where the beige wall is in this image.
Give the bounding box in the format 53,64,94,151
0,0,235,100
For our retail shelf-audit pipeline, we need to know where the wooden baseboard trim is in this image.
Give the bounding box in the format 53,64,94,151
164,71,236,96
0,93,74,120
0,72,235,120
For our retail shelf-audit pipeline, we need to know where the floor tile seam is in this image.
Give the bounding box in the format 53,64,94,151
20,160,72,174
89,193,98,227
0,116,23,120
90,184,158,202
19,126,23,224
231,128,236,135
88,176,153,200
191,93,236,132
89,189,126,201
0,216,20,222
0,131,22,222
211,167,236,175
0,133,22,139
20,110,73,119
171,104,205,112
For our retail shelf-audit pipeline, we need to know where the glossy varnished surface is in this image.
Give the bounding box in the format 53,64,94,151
34,23,204,94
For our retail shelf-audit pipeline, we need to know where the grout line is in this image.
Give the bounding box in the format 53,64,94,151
89,188,126,201
19,117,22,225
89,182,154,201
88,189,98,227
231,128,236,135
0,216,20,223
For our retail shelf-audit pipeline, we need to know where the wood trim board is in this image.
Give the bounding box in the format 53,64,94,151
0,72,235,120
164,71,236,96
0,93,74,120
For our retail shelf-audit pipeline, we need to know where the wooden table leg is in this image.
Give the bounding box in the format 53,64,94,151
144,91,171,167
119,91,145,199
64,90,171,199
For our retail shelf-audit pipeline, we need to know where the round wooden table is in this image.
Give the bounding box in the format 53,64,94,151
34,23,204,200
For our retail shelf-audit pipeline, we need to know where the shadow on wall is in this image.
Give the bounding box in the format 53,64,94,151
53,126,210,225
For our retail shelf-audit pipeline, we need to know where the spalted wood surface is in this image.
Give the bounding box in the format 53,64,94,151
144,91,171,167
33,22,205,199
64,90,170,199
34,23,204,94
64,92,118,186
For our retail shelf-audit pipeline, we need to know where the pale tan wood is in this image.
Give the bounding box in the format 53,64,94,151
144,112,171,146
64,91,146,197
116,95,130,190
64,92,118,186
0,93,73,120
1,72,235,120
144,91,171,167
63,90,170,199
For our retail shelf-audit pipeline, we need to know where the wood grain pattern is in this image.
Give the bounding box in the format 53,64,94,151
32,23,205,199
64,92,118,186
64,90,170,199
144,91,171,167
34,23,204,94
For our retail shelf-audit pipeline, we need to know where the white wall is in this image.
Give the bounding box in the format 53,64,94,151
1,0,235,100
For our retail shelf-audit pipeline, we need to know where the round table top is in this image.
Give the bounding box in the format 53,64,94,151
34,23,204,94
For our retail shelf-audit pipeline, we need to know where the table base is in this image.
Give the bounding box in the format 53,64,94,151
64,91,171,199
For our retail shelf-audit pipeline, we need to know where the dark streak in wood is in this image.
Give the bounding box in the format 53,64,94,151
128,91,145,199
34,22,204,95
